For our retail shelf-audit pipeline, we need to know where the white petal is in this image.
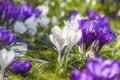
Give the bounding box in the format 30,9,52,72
50,34,55,45
25,16,38,35
0,49,7,64
25,16,38,28
50,34,61,53
37,5,49,16
38,16,50,27
0,49,15,70
27,27,37,35
10,43,27,57
76,30,82,42
51,26,61,38
14,21,27,34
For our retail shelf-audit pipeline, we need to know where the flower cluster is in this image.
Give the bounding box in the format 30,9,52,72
0,0,41,27
0,0,50,36
50,21,82,70
67,10,115,56
71,58,120,80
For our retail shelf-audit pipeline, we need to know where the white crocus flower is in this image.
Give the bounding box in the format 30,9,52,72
64,20,79,30
37,5,50,27
65,21,82,48
38,16,50,27
0,49,15,79
14,15,39,35
50,26,68,54
52,16,58,24
37,5,49,16
67,28,82,48
25,15,38,35
10,43,27,57
14,21,27,34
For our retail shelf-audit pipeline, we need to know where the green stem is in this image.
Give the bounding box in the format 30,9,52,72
58,51,61,65
0,69,4,80
65,47,71,68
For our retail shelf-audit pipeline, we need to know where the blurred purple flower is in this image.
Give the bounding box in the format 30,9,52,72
71,69,94,80
0,0,42,27
34,8,42,18
67,10,79,20
71,70,81,80
71,58,120,80
86,10,99,19
0,28,16,46
3,74,8,79
78,14,115,55
98,15,110,26
9,58,32,73
86,10,110,25
87,58,120,80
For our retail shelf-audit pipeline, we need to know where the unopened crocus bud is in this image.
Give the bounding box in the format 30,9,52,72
9,58,32,73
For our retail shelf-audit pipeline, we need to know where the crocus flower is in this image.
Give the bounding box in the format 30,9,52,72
71,58,120,80
0,0,42,28
37,5,50,27
10,42,28,57
67,10,80,20
71,69,94,80
86,10,99,19
9,58,32,73
37,16,50,27
0,28,16,46
87,58,120,80
86,10,110,26
0,49,15,79
71,70,81,80
95,21,115,47
64,21,82,48
24,15,38,35
37,5,49,16
14,15,39,35
19,4,35,20
98,15,110,26
78,16,115,55
50,26,68,54
3,74,8,79
14,21,27,34
78,19,96,47
50,21,82,66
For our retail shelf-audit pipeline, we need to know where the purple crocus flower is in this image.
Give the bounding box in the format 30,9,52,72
95,21,115,47
71,58,120,80
78,19,97,48
71,70,81,80
19,4,34,20
98,15,110,26
0,0,42,27
3,74,8,79
71,69,94,80
78,15,115,55
86,10,110,26
33,8,42,18
9,58,32,73
0,28,16,46
86,10,99,19
87,58,120,80
67,10,79,20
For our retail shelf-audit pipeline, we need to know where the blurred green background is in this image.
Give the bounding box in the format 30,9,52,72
15,0,120,32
